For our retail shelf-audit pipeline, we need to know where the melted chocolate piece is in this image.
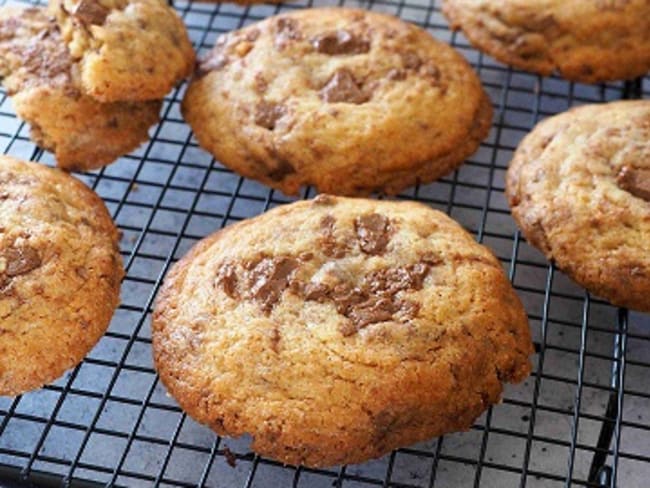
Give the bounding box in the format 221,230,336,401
248,257,299,312
3,245,41,277
617,166,650,201
216,263,238,298
312,30,370,55
73,0,110,26
401,51,422,70
355,213,391,255
275,17,302,49
303,262,431,336
319,68,369,104
254,101,286,130
320,215,347,258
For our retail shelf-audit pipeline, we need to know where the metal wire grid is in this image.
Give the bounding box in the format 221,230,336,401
0,0,649,486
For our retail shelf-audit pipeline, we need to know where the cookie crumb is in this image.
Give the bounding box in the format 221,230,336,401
223,446,237,467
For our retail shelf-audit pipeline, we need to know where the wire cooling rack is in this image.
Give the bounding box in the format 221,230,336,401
0,0,649,486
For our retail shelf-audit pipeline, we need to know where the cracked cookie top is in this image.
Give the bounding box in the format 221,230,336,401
182,7,492,196
49,0,195,102
152,195,532,467
0,156,123,396
442,0,650,82
507,100,650,311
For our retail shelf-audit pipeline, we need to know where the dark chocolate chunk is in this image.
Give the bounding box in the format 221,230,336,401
3,245,41,277
216,263,239,298
319,68,369,104
248,256,299,312
254,101,286,130
312,30,370,55
617,166,650,201
355,213,391,255
73,0,109,26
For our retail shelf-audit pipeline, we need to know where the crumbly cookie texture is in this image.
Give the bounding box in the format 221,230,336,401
0,7,161,171
153,195,532,467
0,156,123,396
442,0,650,83
49,0,195,102
507,100,650,311
182,8,492,196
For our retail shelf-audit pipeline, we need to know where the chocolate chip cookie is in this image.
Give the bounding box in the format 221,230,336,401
507,100,650,311
0,156,124,396
0,7,161,171
442,0,650,83
153,195,533,467
182,8,492,196
48,0,194,102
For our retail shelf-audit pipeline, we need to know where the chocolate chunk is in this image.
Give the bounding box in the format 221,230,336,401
254,101,286,130
216,262,239,298
617,166,650,201
320,215,347,258
367,263,430,295
401,51,422,70
223,446,237,468
346,296,397,331
73,0,110,26
387,69,406,81
320,68,370,104
312,30,370,55
196,54,228,77
275,17,302,49
248,256,299,312
2,245,41,277
355,213,392,255
302,259,430,335
304,282,330,301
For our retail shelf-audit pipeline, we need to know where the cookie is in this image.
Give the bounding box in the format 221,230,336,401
442,0,650,83
182,8,492,196
0,156,124,396
49,0,195,102
153,195,533,467
0,7,161,171
506,100,650,311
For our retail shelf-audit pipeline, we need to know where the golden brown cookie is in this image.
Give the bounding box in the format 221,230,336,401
182,8,492,196
0,156,124,396
506,100,650,311
442,0,650,83
0,6,161,171
153,195,533,467
49,0,195,102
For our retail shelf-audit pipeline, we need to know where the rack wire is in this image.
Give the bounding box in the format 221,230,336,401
0,0,649,486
